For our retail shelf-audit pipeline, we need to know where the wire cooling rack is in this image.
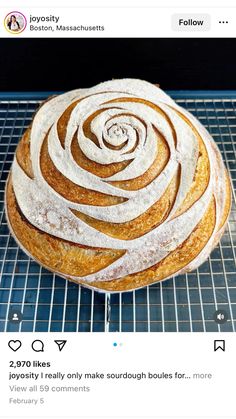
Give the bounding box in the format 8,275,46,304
0,92,236,333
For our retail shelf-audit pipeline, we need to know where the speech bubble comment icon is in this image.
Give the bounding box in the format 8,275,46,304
31,340,44,352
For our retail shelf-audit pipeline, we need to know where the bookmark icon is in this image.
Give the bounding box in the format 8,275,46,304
214,340,225,352
54,340,67,352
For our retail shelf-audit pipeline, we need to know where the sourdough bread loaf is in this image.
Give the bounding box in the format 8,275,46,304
5,79,231,292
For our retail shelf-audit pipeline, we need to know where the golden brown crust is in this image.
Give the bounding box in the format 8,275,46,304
6,171,231,292
40,133,126,206
80,197,217,291
71,169,180,240
6,84,232,293
16,128,33,179
6,175,125,277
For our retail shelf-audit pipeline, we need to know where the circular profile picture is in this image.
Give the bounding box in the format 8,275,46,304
4,11,27,34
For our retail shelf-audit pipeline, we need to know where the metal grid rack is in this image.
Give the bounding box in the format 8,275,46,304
0,92,236,333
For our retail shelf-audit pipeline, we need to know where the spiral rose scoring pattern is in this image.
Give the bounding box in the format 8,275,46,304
9,79,231,289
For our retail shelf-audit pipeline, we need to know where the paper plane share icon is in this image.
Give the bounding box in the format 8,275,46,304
54,340,67,352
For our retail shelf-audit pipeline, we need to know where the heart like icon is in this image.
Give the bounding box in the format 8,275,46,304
8,340,22,352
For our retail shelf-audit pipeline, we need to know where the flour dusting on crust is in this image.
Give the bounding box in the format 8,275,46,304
11,79,229,283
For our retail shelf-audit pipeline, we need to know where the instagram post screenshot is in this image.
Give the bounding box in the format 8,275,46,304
0,1,236,418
